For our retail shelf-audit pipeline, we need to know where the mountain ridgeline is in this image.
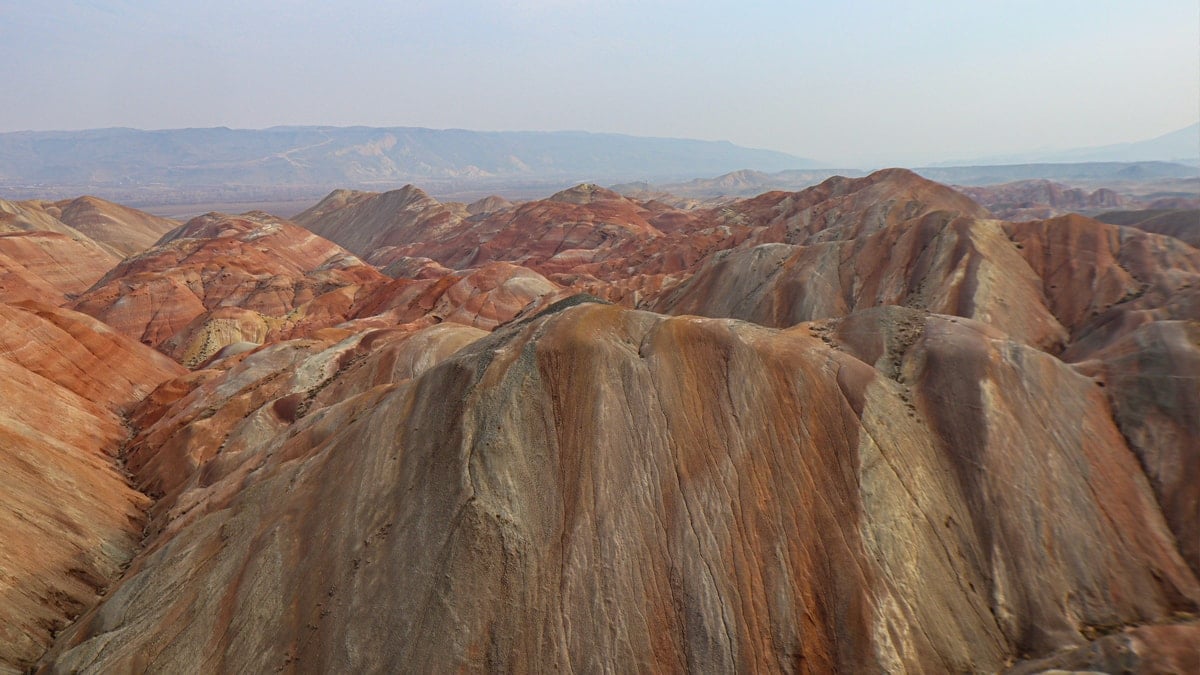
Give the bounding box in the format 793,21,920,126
0,169,1198,673
0,126,814,187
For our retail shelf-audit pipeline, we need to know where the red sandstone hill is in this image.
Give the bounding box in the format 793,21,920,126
0,197,178,306
69,211,389,364
1,196,177,256
51,195,179,255
298,182,701,274
956,179,1126,220
0,231,121,305
33,301,1200,673
1097,208,1200,248
293,185,467,257
5,168,1199,673
0,301,182,672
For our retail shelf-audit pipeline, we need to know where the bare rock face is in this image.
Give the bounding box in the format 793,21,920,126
293,186,465,257
1098,208,1200,248
38,302,1198,673
297,182,703,279
1,196,175,258
1076,320,1200,574
0,198,82,236
7,170,1198,673
159,307,276,367
367,253,454,279
728,168,991,245
413,184,673,271
0,198,134,307
0,302,183,673
353,261,561,330
1007,620,1200,674
466,194,515,216
957,179,1126,220
0,232,120,305
421,262,560,329
121,322,490,536
70,212,387,355
53,196,179,256
1004,214,1200,359
652,212,1068,350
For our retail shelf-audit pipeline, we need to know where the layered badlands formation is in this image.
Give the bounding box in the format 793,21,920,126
955,180,1124,220
2,169,1198,673
0,196,176,306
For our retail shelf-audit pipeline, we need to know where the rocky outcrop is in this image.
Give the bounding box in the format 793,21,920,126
37,303,1198,673
466,194,515,216
650,204,1200,363
296,182,706,279
728,168,991,244
0,198,83,236
1007,620,1200,674
0,302,183,673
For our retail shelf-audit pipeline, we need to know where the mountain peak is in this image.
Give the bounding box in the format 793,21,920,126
548,183,627,205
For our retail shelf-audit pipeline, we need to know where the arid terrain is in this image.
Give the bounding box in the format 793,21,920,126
1,169,1198,673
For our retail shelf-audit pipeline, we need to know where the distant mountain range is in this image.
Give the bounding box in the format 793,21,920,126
0,126,816,189
614,162,1200,203
913,161,1200,186
2,124,1195,209
937,123,1200,166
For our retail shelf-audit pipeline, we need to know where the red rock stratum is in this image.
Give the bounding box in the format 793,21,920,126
4,168,1197,673
0,302,182,672
35,302,1200,673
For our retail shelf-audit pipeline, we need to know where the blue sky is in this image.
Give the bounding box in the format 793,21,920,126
1,0,1196,165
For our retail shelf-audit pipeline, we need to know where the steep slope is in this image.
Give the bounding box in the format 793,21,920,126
1003,214,1200,358
651,212,1068,350
351,261,561,331
1096,208,1200,248
38,302,1198,673
70,211,388,358
1008,620,1200,674
955,179,1125,220
649,182,1200,361
1075,320,1200,573
0,231,122,305
7,170,1197,673
293,186,466,257
727,168,991,244
1,196,173,257
52,196,178,255
449,184,672,271
0,198,80,236
299,183,685,275
0,302,183,673
0,196,178,305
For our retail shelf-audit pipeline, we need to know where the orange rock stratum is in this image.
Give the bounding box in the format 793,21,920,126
1,169,1197,674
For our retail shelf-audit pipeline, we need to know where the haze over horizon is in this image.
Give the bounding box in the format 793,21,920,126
2,1,1197,167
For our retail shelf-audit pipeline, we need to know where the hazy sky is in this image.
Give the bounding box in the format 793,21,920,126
1,0,1196,165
